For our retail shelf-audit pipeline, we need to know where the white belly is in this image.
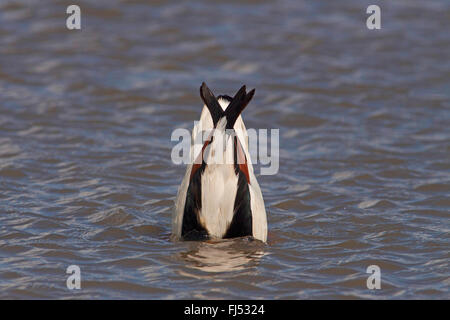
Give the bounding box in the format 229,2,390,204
199,163,238,238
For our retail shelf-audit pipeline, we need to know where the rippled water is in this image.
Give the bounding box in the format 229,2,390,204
0,0,449,299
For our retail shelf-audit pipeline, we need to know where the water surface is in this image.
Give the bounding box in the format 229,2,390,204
0,0,449,299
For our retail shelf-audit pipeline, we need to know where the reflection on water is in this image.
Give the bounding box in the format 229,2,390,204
179,238,266,274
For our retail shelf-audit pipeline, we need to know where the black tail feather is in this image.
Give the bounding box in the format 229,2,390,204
229,88,254,129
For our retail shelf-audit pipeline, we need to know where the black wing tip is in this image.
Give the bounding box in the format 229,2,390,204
224,84,256,129
199,82,225,127
199,82,210,99
236,85,247,97
199,83,256,129
235,85,256,105
245,88,255,104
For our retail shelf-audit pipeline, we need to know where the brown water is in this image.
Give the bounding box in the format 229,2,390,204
0,0,449,299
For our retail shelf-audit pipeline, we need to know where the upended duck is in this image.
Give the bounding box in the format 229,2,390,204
172,83,267,242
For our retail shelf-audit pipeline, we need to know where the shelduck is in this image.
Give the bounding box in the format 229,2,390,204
173,83,267,242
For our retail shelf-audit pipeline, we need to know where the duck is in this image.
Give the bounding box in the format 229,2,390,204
172,82,267,242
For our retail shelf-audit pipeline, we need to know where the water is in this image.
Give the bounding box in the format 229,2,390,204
0,0,449,299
